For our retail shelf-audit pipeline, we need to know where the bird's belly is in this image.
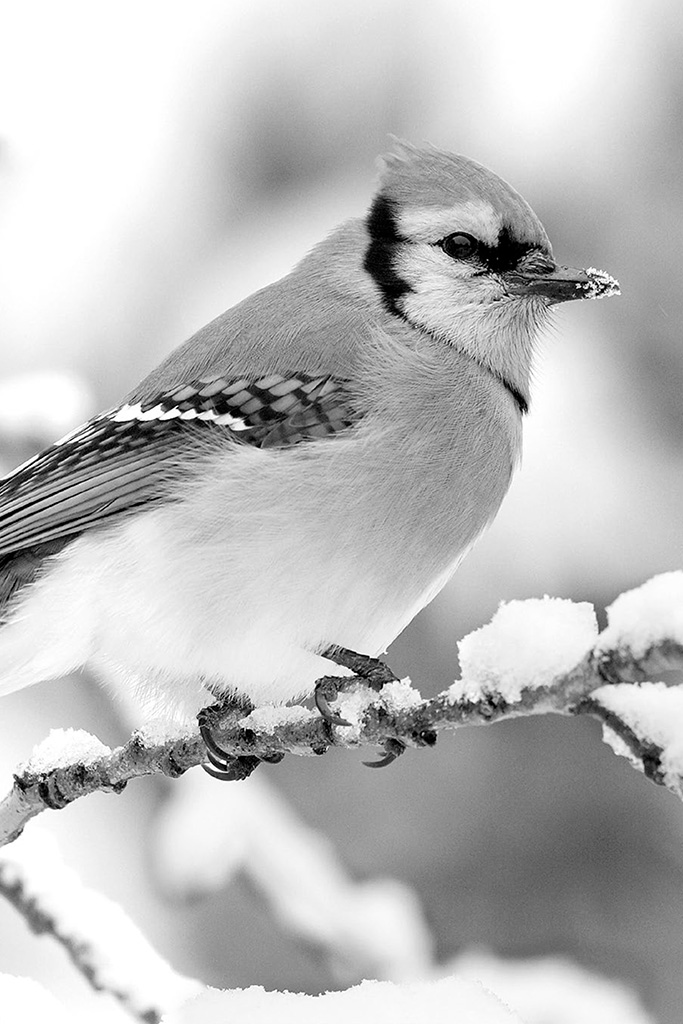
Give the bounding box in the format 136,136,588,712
0,416,516,715
79,429,514,711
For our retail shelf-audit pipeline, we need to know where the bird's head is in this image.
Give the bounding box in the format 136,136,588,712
362,140,619,406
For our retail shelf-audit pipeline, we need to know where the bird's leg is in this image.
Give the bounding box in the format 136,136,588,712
321,645,400,689
197,694,284,782
316,645,406,767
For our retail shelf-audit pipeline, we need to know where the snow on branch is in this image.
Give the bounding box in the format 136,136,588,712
0,828,202,1022
1,572,682,849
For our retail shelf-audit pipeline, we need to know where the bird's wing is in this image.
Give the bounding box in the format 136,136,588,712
0,373,359,556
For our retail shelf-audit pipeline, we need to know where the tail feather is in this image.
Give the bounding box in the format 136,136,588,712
0,539,86,696
1,542,69,610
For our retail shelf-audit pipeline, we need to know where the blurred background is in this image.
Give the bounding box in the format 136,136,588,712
0,0,681,1021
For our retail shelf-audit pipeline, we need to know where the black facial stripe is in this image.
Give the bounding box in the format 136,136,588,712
476,225,537,274
364,195,412,316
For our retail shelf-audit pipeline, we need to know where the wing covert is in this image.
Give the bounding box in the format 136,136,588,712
0,372,360,556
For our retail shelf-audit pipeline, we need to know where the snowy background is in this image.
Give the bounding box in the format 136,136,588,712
0,1,682,1021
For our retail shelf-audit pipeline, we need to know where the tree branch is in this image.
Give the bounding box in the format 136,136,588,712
1,575,682,849
0,829,201,1021
0,654,676,846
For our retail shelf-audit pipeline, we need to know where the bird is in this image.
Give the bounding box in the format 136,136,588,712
0,141,619,774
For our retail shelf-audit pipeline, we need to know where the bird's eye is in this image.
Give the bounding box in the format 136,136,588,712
441,232,478,261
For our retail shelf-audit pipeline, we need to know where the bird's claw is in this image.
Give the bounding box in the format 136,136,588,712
201,755,261,782
198,701,270,782
198,713,231,762
314,676,352,727
363,738,406,769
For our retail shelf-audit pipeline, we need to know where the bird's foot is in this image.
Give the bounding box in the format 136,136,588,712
316,645,406,767
314,646,399,727
197,698,284,782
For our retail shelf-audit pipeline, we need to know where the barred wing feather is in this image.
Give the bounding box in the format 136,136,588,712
0,373,359,556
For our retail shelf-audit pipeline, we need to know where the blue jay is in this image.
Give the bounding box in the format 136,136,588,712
0,142,618,774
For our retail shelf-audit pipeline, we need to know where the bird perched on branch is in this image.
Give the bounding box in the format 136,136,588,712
0,141,618,774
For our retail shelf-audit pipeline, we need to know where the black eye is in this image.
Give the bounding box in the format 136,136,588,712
440,232,478,261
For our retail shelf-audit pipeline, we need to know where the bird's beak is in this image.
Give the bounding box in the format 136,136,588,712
506,264,620,304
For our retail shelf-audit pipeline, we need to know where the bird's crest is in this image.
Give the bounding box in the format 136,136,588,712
376,138,550,250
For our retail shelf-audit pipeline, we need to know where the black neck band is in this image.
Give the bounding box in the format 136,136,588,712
499,378,528,415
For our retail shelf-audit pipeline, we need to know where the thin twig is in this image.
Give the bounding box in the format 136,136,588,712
0,830,202,1021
